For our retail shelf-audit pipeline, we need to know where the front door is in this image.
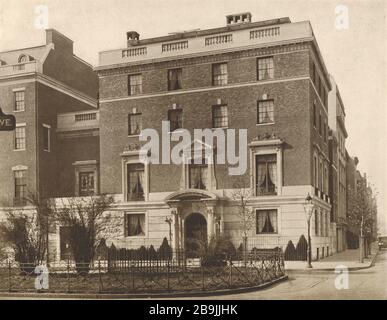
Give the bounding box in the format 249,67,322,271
185,213,207,258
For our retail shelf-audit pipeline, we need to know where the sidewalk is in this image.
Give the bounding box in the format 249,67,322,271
285,247,379,271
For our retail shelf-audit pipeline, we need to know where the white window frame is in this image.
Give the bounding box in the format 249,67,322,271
124,212,148,238
14,123,26,151
12,88,25,112
42,124,51,152
72,160,99,197
249,140,282,197
180,140,217,192
121,150,149,202
254,207,281,235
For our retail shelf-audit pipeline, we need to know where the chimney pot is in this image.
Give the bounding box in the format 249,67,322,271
127,31,140,46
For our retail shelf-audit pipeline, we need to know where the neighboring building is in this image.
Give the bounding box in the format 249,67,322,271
0,29,98,259
346,152,359,248
328,75,348,252
328,129,338,253
95,13,333,260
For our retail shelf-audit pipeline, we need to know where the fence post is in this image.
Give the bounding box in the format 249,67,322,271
131,261,135,291
167,259,170,292
201,264,205,291
66,260,70,293
8,261,11,292
98,260,103,293
229,256,232,288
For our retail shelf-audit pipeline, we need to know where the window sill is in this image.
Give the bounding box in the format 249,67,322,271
124,235,146,239
13,149,26,152
43,149,50,152
257,77,274,82
12,110,25,113
211,127,229,130
128,134,141,138
169,130,185,134
256,122,275,127
255,233,279,236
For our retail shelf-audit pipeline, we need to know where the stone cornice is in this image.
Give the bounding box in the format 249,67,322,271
97,41,311,77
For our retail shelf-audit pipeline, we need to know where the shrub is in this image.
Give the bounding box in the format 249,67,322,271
295,235,308,261
284,240,297,261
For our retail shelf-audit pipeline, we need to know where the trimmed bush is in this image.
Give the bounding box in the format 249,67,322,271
284,240,297,261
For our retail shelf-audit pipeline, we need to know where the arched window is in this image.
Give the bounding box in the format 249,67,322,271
18,55,28,63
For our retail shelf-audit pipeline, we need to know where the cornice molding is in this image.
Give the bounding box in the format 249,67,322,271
97,41,311,77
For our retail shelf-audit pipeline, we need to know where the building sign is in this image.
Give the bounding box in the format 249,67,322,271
0,108,16,131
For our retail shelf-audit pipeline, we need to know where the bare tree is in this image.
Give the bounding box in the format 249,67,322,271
53,195,113,273
231,179,255,266
347,181,376,262
0,191,54,268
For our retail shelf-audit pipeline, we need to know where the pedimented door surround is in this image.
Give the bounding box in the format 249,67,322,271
165,189,222,252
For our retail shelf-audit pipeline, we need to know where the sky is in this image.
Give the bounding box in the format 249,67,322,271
0,0,386,232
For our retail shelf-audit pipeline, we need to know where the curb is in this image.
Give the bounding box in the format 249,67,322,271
285,251,379,273
0,275,288,299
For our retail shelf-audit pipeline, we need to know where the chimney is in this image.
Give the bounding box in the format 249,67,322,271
46,29,73,53
127,31,140,47
226,12,252,25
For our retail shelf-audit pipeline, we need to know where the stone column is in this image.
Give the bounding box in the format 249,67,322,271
171,209,179,252
207,207,215,240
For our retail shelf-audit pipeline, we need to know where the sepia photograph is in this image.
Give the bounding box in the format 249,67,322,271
0,0,386,307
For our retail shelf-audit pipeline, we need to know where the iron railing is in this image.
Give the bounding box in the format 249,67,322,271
0,250,285,294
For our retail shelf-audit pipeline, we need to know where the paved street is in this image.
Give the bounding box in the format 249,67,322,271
192,250,387,300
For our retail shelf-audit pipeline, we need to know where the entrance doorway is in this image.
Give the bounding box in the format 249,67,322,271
185,213,207,257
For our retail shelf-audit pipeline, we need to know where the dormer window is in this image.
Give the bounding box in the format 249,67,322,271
18,55,28,63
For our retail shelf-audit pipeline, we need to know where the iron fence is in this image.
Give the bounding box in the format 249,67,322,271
0,250,285,294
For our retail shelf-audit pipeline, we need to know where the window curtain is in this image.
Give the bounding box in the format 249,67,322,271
257,162,266,193
137,170,144,197
190,167,201,189
257,210,277,233
267,162,277,191
127,214,145,236
200,166,208,189
169,70,181,89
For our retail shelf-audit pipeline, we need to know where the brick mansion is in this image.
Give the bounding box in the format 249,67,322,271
0,13,376,261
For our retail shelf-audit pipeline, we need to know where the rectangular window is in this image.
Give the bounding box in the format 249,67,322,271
128,74,142,95
212,105,228,128
256,154,277,195
314,155,318,188
313,102,316,128
318,113,322,136
256,209,278,234
257,57,274,80
189,163,208,190
14,170,26,206
311,63,315,84
125,213,145,237
79,172,95,196
168,109,183,132
128,113,142,136
323,121,327,143
43,125,50,152
212,63,228,86
127,163,145,201
14,126,26,150
14,91,25,111
168,68,182,91
315,210,319,236
257,100,274,124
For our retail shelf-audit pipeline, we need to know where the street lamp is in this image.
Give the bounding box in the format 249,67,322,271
303,193,314,268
